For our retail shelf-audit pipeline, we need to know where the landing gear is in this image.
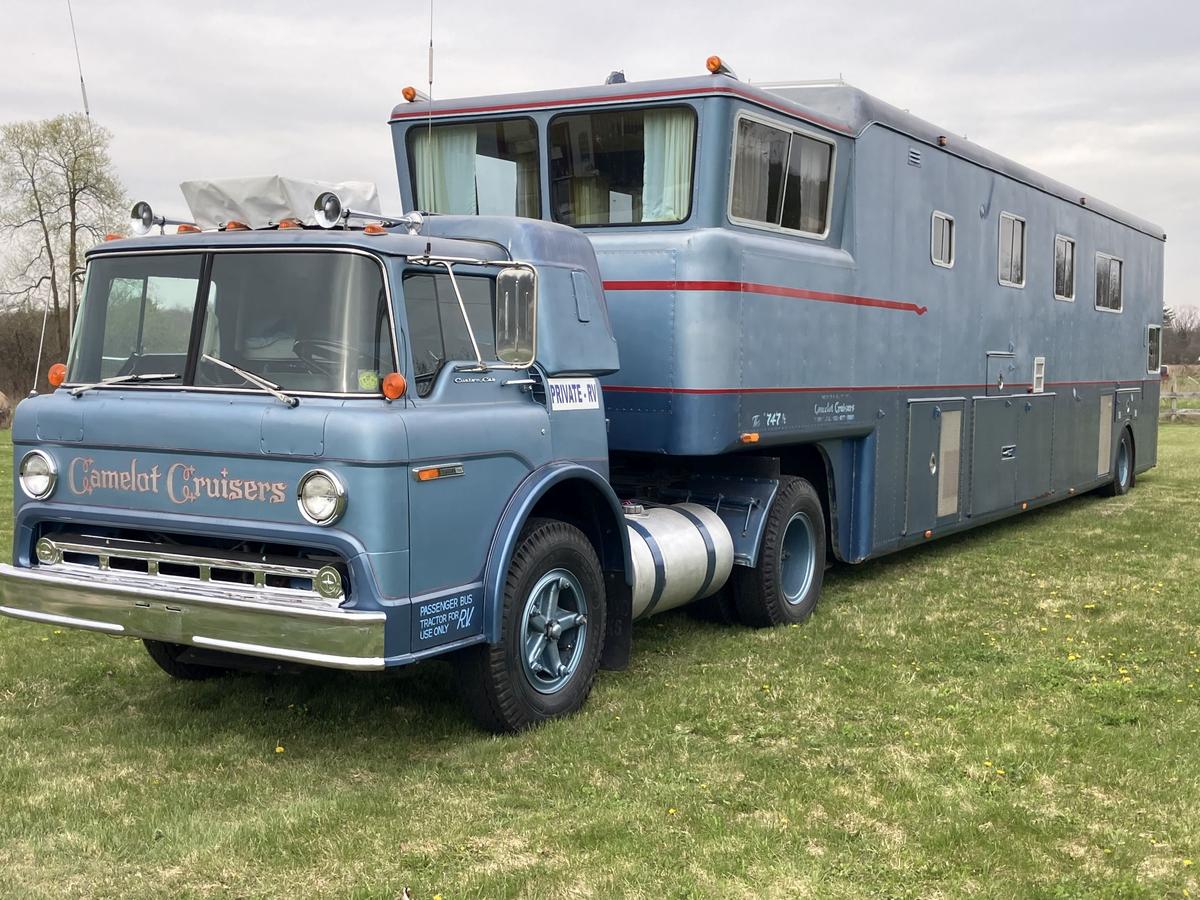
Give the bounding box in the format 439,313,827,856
458,518,606,732
732,476,826,627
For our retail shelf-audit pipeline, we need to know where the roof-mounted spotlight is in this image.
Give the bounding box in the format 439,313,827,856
705,55,737,79
401,85,430,102
313,191,424,235
130,200,197,236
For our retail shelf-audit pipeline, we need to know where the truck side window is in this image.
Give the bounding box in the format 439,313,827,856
402,272,497,396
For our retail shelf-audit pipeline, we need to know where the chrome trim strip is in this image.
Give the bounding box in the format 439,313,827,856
190,636,384,670
0,605,125,634
0,564,386,671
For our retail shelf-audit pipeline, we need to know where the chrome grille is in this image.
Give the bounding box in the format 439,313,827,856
34,533,346,608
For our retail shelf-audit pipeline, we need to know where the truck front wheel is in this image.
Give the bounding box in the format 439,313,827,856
458,518,607,732
732,476,826,627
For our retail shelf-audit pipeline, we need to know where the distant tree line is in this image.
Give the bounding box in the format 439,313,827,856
0,113,124,404
1164,307,1200,366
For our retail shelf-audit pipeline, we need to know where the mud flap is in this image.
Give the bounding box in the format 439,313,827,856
600,571,632,671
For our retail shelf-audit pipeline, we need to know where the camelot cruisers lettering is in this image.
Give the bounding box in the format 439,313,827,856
68,457,287,505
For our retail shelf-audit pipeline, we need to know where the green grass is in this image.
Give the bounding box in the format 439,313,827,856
2,426,1200,898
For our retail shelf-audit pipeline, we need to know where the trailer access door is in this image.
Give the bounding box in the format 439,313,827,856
904,399,965,536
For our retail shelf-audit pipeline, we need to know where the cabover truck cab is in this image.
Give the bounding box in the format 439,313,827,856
4,181,707,731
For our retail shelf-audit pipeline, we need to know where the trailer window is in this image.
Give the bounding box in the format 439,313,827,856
402,271,496,396
408,118,540,217
1095,253,1123,312
730,116,833,237
998,212,1026,288
931,212,954,268
549,106,696,226
1147,325,1162,373
1054,235,1076,300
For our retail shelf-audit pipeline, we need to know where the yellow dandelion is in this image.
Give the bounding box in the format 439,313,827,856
984,760,993,767
668,807,678,816
275,745,285,754
1184,858,1193,867
997,768,1006,775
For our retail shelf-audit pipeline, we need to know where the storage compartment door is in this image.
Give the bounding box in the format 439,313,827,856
905,400,964,535
1016,394,1055,502
970,396,1019,516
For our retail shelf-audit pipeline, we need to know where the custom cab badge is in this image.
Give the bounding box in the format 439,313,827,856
68,457,288,505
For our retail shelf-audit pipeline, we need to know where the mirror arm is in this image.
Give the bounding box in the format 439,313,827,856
433,261,485,369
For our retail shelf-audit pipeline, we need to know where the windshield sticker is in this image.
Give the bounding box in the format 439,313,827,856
68,457,288,505
548,378,600,411
357,370,381,391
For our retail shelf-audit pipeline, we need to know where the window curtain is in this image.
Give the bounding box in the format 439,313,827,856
793,138,831,234
731,121,774,221
570,177,609,225
642,108,694,222
515,154,539,218
411,125,478,214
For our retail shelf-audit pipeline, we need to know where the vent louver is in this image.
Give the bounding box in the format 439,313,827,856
908,148,923,167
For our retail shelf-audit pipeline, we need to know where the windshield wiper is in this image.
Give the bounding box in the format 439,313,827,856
202,354,299,408
69,372,180,397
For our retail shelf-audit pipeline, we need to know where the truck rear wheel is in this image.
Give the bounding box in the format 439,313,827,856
142,640,228,680
458,518,606,733
1101,428,1134,496
732,476,826,627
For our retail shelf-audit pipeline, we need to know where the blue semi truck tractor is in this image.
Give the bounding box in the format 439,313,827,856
1,62,1164,731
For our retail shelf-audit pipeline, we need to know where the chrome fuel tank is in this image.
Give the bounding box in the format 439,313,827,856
625,503,734,620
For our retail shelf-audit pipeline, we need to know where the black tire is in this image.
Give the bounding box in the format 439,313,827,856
1101,428,1134,497
688,583,741,625
142,640,227,680
732,476,826,627
457,518,606,733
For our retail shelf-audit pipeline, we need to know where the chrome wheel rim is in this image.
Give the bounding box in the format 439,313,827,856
520,568,588,694
1117,439,1131,487
780,512,817,605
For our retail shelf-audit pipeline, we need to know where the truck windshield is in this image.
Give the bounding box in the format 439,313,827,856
408,118,540,217
69,251,396,396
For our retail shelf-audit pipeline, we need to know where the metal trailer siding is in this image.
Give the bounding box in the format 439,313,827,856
389,80,1164,566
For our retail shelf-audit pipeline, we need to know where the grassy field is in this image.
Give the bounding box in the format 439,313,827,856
1,427,1199,899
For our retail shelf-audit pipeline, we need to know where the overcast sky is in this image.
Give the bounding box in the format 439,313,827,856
4,0,1196,305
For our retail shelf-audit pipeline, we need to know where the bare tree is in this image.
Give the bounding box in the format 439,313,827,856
0,114,124,358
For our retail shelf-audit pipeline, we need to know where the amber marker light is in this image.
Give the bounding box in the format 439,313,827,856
277,217,303,230
224,220,250,231
47,363,67,388
402,85,418,102
739,432,760,444
382,372,407,400
706,55,723,73
104,233,123,241
176,223,201,234
363,223,387,235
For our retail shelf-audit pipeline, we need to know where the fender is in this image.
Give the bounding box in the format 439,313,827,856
482,462,632,645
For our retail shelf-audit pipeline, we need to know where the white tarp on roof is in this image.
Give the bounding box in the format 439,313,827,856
179,175,381,230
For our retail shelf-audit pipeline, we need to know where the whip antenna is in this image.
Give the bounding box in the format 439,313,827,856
426,0,435,205
65,0,90,116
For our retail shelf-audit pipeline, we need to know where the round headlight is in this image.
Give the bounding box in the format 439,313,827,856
19,450,58,500
297,469,346,526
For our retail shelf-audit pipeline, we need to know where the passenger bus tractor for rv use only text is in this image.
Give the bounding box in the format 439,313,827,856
0,60,1165,732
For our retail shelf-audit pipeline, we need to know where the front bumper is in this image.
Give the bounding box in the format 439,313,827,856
0,563,386,670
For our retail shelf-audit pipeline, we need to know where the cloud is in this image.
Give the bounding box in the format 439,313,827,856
3,0,1196,303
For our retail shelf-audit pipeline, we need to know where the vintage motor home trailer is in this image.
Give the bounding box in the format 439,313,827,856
1,64,1164,732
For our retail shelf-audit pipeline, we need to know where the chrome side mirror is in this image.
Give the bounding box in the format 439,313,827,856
495,267,536,366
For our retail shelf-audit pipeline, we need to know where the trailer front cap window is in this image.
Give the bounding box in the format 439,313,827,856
19,450,58,501
297,470,346,526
